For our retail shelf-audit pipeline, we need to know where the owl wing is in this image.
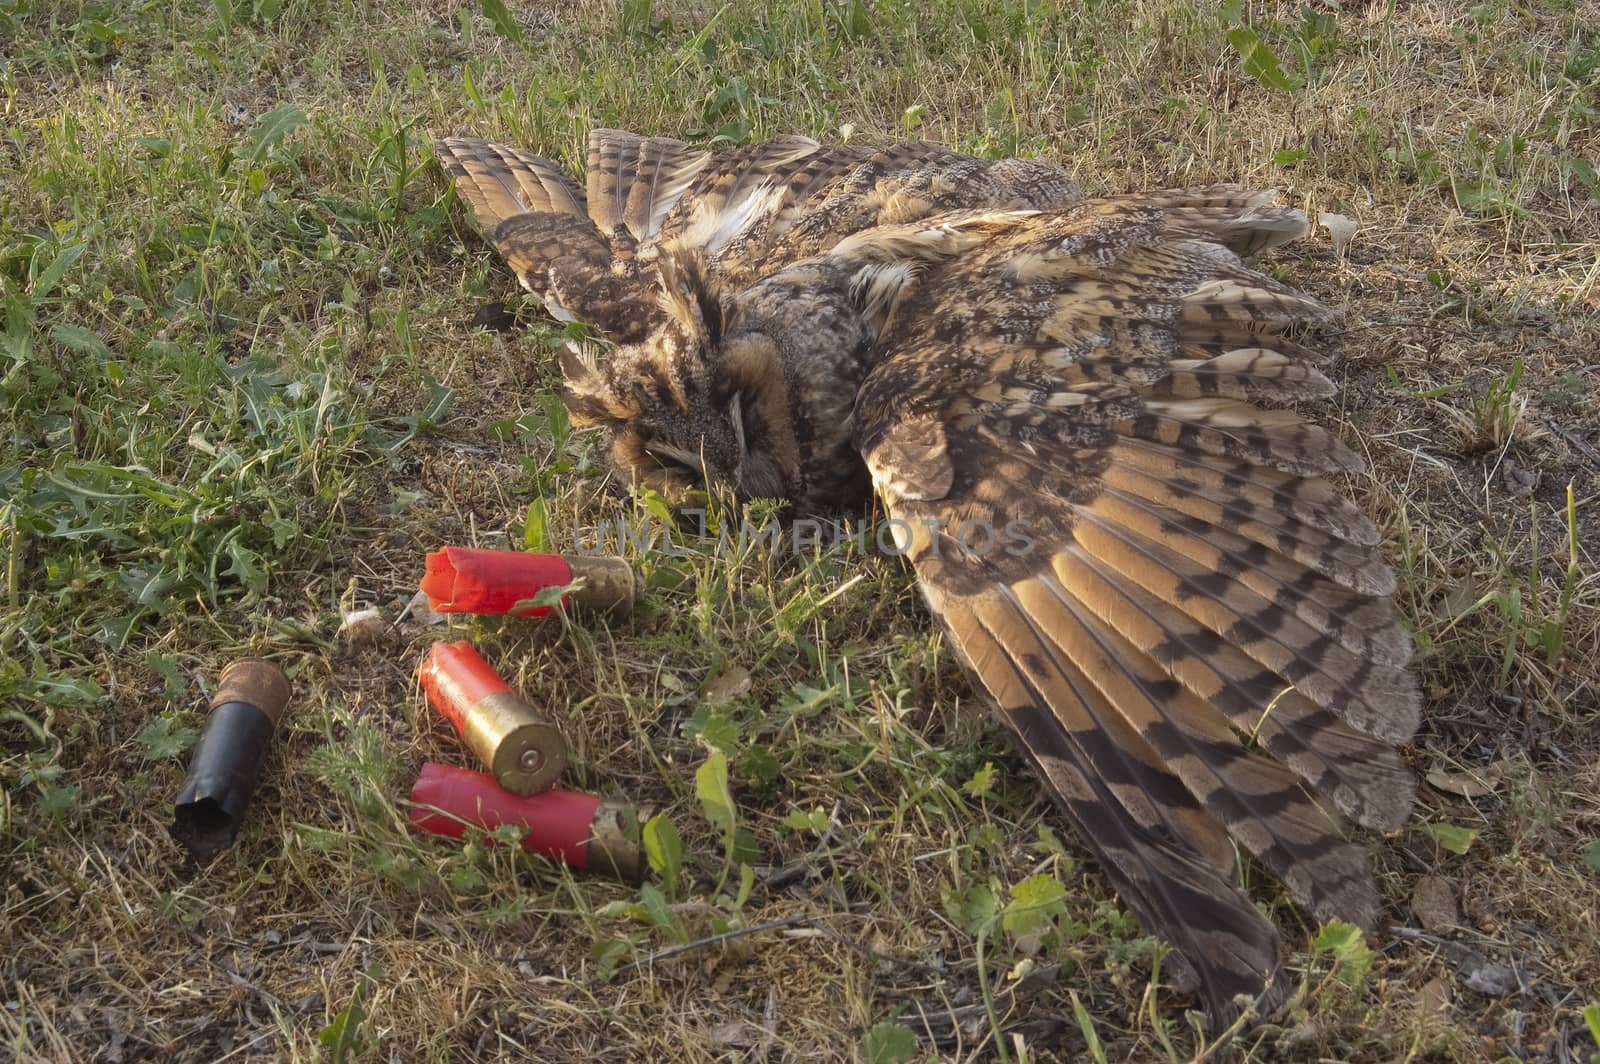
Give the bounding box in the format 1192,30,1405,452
437,131,861,339
679,140,1085,283
844,196,1419,1023
438,131,1089,336
436,134,656,342
582,127,713,249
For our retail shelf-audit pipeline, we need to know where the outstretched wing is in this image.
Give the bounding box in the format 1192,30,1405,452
436,135,661,342
438,130,1089,339
436,130,851,339
662,139,1084,285
846,195,1418,1023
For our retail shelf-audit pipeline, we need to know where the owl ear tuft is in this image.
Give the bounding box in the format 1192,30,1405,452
558,344,631,427
654,247,730,348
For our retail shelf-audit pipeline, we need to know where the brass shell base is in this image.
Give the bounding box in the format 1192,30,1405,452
465,691,569,795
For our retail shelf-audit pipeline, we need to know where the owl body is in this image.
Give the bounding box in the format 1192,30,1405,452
436,129,1420,1028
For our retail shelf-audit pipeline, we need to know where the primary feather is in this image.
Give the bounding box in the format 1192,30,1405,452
435,129,1420,1027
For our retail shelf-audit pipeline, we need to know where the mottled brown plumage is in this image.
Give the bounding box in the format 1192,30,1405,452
434,129,1420,1026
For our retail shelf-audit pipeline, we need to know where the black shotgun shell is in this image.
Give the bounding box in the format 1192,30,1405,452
169,659,291,863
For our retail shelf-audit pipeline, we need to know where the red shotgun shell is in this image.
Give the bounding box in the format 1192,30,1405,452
420,547,635,617
418,641,567,795
408,761,642,882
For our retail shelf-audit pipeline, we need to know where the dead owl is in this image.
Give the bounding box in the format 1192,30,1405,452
435,129,1418,1027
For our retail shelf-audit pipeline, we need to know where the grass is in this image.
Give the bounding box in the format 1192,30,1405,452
2,0,1599,1060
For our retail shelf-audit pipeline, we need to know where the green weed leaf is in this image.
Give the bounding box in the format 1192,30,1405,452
1564,157,1598,194
523,497,550,552
1069,990,1109,1064
735,745,781,798
318,963,381,1063
509,580,577,615
248,102,307,162
416,378,454,429
642,813,684,897
860,1021,916,1064
1312,920,1374,988
696,750,735,842
782,806,831,834
144,653,187,698
942,881,998,936
620,0,651,36
31,242,87,302
50,323,111,361
833,0,872,39
681,703,739,754
1450,177,1520,218
21,672,105,706
39,784,78,820
637,881,675,929
138,717,199,761
1424,822,1480,855
592,937,633,979
479,0,524,44
1002,873,1068,953
224,540,268,596
962,761,997,798
1227,26,1300,91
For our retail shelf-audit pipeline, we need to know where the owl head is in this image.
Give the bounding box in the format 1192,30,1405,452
559,249,798,503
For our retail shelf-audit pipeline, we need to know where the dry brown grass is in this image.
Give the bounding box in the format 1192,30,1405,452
3,0,1599,1061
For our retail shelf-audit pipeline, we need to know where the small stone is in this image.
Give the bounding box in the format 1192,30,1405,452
398,589,447,627
1462,961,1516,997
1417,977,1451,1015
1425,759,1506,798
1411,875,1459,931
1501,460,1538,499
338,607,386,645
702,666,752,704
1319,211,1359,257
